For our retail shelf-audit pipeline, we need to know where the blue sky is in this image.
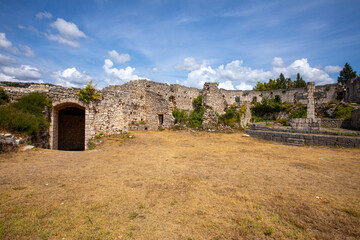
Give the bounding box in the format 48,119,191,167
0,0,359,90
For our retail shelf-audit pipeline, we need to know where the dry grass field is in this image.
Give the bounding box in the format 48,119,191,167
0,130,359,239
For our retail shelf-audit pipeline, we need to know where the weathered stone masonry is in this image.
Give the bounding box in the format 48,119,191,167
1,79,340,150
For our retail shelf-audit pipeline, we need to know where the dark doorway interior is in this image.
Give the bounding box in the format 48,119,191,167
58,107,85,150
158,114,164,125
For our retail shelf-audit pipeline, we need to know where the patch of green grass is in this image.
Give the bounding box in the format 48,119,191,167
88,140,95,150
342,207,360,218
124,132,135,138
264,227,274,236
128,212,138,220
95,132,104,139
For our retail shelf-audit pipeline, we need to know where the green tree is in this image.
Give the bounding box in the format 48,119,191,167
253,73,307,91
277,73,287,89
294,73,306,88
338,63,357,85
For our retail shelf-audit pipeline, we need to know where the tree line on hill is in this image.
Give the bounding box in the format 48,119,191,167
253,62,358,91
253,73,307,91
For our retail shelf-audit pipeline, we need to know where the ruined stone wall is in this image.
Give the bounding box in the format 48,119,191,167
94,87,146,134
203,83,227,114
0,83,53,102
145,91,174,130
106,80,201,111
220,88,308,105
315,84,338,104
0,79,345,150
219,84,338,106
344,77,360,103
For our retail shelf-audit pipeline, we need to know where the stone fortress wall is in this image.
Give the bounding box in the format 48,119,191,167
0,79,346,150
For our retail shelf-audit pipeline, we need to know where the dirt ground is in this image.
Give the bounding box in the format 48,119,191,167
0,130,359,239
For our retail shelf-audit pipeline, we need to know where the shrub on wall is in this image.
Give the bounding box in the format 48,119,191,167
218,104,247,128
78,81,100,103
0,92,52,135
172,109,188,124
334,104,354,119
288,107,307,119
0,87,9,105
251,97,285,118
13,92,52,118
189,95,204,127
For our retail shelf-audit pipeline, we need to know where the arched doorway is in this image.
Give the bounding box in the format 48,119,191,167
58,106,85,150
52,103,86,151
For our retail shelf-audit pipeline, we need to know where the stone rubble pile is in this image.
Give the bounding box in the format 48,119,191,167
0,133,26,152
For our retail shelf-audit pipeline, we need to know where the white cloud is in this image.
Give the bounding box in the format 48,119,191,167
272,57,284,67
272,58,334,85
0,53,15,66
21,45,35,57
1,65,43,83
18,25,39,34
218,81,235,90
36,11,52,19
50,18,86,39
183,57,335,89
184,60,271,88
0,72,16,82
324,65,342,73
102,59,141,85
236,82,253,90
108,50,131,64
2,65,42,80
0,72,44,83
45,34,79,47
185,65,217,87
151,67,159,73
175,57,201,71
0,32,18,54
53,67,92,88
47,18,86,47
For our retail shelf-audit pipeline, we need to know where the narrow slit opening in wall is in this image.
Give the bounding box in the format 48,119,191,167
158,114,164,125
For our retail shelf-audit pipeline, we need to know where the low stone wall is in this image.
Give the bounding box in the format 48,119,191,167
352,109,360,130
321,119,352,128
290,118,320,131
245,129,360,148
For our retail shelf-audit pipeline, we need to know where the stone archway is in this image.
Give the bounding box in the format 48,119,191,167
50,102,88,151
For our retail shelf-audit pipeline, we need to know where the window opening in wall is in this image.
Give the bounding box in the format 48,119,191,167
235,96,240,103
158,114,164,125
